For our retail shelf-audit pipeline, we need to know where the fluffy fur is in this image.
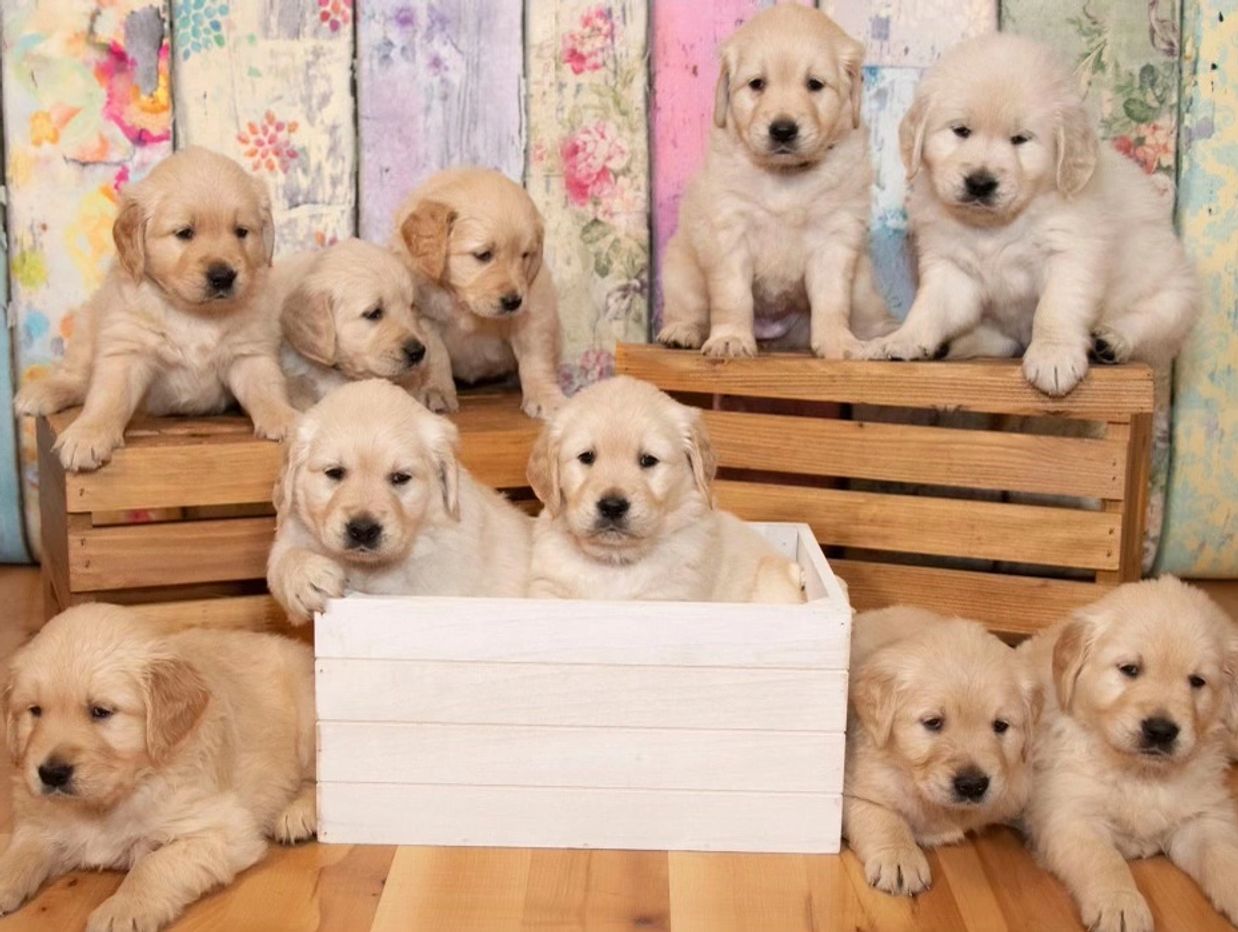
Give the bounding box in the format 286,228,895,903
656,5,892,360
272,238,456,412
843,606,1040,895
526,375,805,603
392,168,565,419
13,146,297,470
0,604,315,931
267,379,532,623
867,34,1198,396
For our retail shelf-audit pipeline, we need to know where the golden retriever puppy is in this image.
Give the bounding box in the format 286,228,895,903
392,168,565,419
271,238,457,412
1021,577,1238,932
656,5,892,360
526,375,805,603
0,603,315,931
13,146,297,470
843,606,1040,895
867,34,1198,396
267,379,532,623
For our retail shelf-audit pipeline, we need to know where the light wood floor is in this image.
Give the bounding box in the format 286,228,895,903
0,567,1235,932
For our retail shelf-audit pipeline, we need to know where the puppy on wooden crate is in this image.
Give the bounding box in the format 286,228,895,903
391,168,565,419
526,375,805,603
656,5,893,360
272,237,457,412
0,603,315,931
13,146,297,471
267,379,532,623
1020,577,1238,932
866,34,1198,396
843,606,1040,896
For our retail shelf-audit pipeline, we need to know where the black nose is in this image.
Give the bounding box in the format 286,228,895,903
964,172,999,199
769,119,799,144
1141,716,1179,748
403,340,426,365
206,264,237,292
38,759,74,789
345,516,383,548
500,293,523,313
596,496,630,521
952,768,990,802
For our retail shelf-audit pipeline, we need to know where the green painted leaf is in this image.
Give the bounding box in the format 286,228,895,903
1124,98,1159,124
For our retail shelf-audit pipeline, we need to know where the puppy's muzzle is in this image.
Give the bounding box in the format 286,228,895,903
205,263,237,297
403,339,427,367
767,118,800,153
344,515,383,551
951,766,990,803
594,494,630,530
38,757,75,795
1139,715,1179,755
961,171,999,204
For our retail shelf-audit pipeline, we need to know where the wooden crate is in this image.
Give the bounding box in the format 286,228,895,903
36,393,540,626
315,522,850,854
616,344,1156,638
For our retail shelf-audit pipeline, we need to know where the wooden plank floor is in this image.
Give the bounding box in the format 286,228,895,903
0,566,1234,931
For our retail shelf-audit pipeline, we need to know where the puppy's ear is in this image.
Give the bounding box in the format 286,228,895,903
839,38,865,130
1052,616,1095,711
524,219,545,284
144,655,210,764
1055,101,1099,196
527,423,563,516
400,201,456,285
2,675,18,764
1021,680,1045,762
282,283,336,367
251,175,276,265
430,416,461,521
273,416,313,522
113,197,147,282
683,407,717,501
899,94,930,180
851,658,899,747
713,49,733,129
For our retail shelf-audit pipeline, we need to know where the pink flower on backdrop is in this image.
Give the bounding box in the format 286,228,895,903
236,111,300,174
318,0,353,33
1113,123,1173,174
561,6,615,75
97,42,172,148
560,121,630,207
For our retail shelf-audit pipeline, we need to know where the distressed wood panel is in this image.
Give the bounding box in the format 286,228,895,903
170,0,355,253
2,1,173,553
822,0,996,68
357,1,525,243
525,0,650,393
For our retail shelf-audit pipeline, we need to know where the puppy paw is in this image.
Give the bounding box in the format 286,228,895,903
701,329,757,359
87,895,164,932
14,379,80,417
864,844,932,896
251,405,299,443
521,390,566,421
1082,888,1153,932
0,881,31,916
1022,339,1089,396
1090,327,1132,365
656,322,706,350
277,555,345,623
273,790,317,845
812,332,867,361
867,334,938,362
54,420,124,472
419,385,459,414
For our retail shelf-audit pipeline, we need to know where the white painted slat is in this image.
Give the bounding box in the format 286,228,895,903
316,660,848,732
318,783,842,853
317,723,844,794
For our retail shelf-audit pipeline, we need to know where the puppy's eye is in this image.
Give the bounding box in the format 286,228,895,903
748,77,766,92
952,126,971,139
390,472,412,486
1189,675,1206,689
638,453,659,469
922,716,944,732
806,78,825,92
362,305,384,322
1010,133,1031,146
577,450,596,466
324,466,346,481
235,226,249,239
174,227,194,241
993,719,1009,734
474,250,493,263
28,705,41,718
90,706,114,721
1118,663,1141,678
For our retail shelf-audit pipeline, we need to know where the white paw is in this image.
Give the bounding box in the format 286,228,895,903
54,420,123,471
0,880,31,916
701,329,757,358
279,555,345,623
1022,339,1089,396
87,895,165,932
812,332,866,361
1082,888,1153,932
14,380,76,417
867,333,938,361
864,844,932,896
1091,327,1132,365
419,386,459,414
251,405,299,442
273,791,317,845
521,390,566,421
657,322,706,350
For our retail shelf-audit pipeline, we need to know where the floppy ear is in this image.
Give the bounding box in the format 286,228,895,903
524,219,545,284
1021,680,1045,761
683,407,717,501
400,201,456,286
713,49,732,129
526,424,562,516
281,283,336,367
3,674,18,765
899,94,930,180
1052,616,1095,712
273,416,312,522
839,38,865,130
144,655,210,764
851,658,900,747
113,197,147,282
1055,101,1099,196
251,176,276,265
430,416,461,521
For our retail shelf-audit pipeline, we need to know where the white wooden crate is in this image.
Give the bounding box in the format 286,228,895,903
315,522,851,854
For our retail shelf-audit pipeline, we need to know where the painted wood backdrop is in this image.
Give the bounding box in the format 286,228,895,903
0,0,1233,573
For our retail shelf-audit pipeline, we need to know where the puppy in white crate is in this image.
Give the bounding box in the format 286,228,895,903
272,238,457,412
525,375,805,603
267,379,532,623
656,4,893,360
13,146,297,470
867,34,1198,396
843,606,1041,896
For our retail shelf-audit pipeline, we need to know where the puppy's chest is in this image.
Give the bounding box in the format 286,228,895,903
145,314,240,413
1100,772,1210,854
953,231,1045,323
